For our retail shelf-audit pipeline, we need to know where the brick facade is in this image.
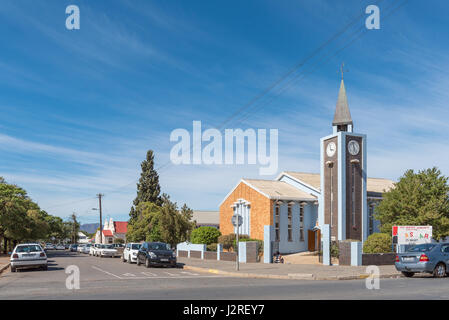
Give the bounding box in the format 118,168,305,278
219,181,273,240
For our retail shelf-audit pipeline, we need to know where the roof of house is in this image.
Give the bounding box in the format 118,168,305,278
102,230,113,237
113,221,128,234
192,211,220,225
242,179,317,201
281,171,395,194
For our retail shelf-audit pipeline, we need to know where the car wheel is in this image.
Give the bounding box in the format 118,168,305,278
401,271,414,278
42,265,48,271
145,258,151,268
11,266,16,273
433,263,446,278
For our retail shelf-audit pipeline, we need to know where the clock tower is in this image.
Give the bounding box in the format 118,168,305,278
319,78,367,241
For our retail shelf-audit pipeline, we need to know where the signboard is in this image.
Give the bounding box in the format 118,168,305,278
231,214,243,227
392,226,432,245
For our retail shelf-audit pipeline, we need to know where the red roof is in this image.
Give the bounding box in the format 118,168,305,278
102,230,113,236
114,221,128,234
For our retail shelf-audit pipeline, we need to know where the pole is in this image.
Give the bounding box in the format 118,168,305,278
97,194,104,244
236,219,239,271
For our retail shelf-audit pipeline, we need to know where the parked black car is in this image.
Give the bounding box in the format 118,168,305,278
136,242,177,268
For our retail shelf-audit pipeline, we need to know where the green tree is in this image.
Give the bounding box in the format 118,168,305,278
159,195,195,246
65,213,80,243
129,150,162,222
45,214,67,242
376,167,449,240
127,202,163,242
0,178,36,249
363,233,392,253
126,198,195,246
190,226,221,245
0,178,61,251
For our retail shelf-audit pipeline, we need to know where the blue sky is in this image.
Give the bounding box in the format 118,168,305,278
1,0,448,224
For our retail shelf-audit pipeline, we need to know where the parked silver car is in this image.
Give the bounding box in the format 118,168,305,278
395,243,449,278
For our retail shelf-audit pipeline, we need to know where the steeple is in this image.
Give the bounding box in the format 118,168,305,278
332,79,353,133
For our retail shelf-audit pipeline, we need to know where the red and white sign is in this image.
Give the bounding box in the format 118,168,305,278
392,226,432,245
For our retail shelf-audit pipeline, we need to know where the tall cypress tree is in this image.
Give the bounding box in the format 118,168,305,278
129,150,162,221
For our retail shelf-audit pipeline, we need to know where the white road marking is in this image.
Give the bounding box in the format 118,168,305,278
141,272,157,277
91,266,224,280
91,266,122,279
181,271,200,276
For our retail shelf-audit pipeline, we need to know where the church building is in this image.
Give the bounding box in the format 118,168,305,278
219,78,394,254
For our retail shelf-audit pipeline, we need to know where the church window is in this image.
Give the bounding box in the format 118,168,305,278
287,203,293,242
275,204,280,241
299,204,305,242
369,204,374,234
352,164,356,227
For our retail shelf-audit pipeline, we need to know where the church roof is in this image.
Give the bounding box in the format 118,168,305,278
332,79,353,126
281,172,395,194
242,179,317,201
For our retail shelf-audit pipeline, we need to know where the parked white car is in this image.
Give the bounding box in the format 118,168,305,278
89,243,102,256
55,244,65,250
81,244,91,254
77,244,86,253
45,243,55,250
122,243,142,263
98,244,118,258
10,243,48,272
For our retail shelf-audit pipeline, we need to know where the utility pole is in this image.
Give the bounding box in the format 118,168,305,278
97,194,104,244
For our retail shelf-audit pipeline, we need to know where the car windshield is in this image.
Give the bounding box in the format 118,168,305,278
148,243,171,251
406,244,436,252
16,245,42,253
131,244,141,250
104,245,114,249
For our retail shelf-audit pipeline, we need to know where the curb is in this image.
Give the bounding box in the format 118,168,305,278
183,265,401,281
0,263,10,275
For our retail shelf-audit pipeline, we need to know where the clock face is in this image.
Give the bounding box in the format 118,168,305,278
326,142,336,157
348,140,360,156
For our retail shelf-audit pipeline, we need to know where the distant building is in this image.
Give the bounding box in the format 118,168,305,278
78,231,89,244
192,211,219,229
95,218,128,244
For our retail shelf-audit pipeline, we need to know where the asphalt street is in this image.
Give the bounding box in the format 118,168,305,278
0,250,448,299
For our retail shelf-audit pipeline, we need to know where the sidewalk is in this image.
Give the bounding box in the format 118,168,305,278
178,257,401,281
0,255,10,274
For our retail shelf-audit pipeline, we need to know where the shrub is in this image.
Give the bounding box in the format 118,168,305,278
330,241,339,258
363,233,392,253
218,233,249,251
190,226,221,245
207,243,217,252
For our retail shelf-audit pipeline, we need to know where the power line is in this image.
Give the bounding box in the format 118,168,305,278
42,0,410,205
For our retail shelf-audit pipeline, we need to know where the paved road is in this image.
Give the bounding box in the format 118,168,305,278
1,250,448,299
